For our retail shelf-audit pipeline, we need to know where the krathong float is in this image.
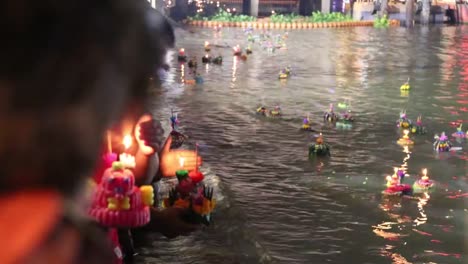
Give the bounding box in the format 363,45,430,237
396,110,412,129
233,45,242,56
400,78,410,90
452,124,467,138
397,129,414,146
212,56,223,65
413,168,434,193
336,110,354,129
204,41,211,52
163,169,215,226
382,171,412,197
301,115,314,131
433,132,452,152
188,57,197,69
269,106,282,117
308,133,331,158
202,54,212,64
411,115,427,135
278,66,291,80
178,48,187,62
256,106,268,116
323,104,338,123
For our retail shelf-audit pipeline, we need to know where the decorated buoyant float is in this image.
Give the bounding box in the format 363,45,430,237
397,129,414,146
323,104,338,123
163,169,215,226
400,78,410,91
188,57,197,68
233,45,242,56
396,111,412,129
382,168,412,196
269,106,282,117
433,132,452,152
178,48,187,62
212,56,223,65
412,168,434,193
202,54,212,64
336,110,354,129
256,106,268,116
308,133,331,158
411,115,427,135
204,41,211,52
452,124,467,138
278,66,291,80
301,115,314,131
88,162,154,228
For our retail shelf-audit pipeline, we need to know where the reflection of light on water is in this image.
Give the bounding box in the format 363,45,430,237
414,192,430,226
232,56,238,83
205,63,210,73
180,64,185,83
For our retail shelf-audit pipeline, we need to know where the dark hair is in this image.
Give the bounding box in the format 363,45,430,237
0,1,173,194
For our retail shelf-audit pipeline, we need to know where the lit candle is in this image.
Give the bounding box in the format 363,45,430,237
422,168,428,181
179,157,185,168
233,45,241,55
204,41,210,51
179,48,185,56
403,130,410,139
119,134,136,169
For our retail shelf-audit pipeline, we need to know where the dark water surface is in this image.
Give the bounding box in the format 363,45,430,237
137,26,468,264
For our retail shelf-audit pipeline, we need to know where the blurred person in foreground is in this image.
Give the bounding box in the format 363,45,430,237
0,1,198,263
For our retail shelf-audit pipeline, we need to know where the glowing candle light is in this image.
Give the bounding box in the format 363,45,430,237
204,41,211,52
179,48,185,56
119,135,135,169
403,129,410,139
179,157,185,168
422,168,428,181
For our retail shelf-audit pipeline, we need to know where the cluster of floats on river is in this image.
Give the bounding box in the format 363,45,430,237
174,26,468,208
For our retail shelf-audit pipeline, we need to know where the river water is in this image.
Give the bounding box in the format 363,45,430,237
136,25,468,264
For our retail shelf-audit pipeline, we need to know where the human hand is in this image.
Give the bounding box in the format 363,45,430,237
151,207,199,239
159,137,202,177
134,114,165,155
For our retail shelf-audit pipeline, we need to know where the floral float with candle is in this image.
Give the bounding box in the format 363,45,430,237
397,130,414,146
323,104,338,123
400,78,410,90
88,162,153,228
204,41,211,52
382,173,412,196
163,170,215,226
452,124,467,138
411,115,427,135
269,106,282,117
202,54,212,64
178,48,187,62
301,115,314,131
256,106,268,116
278,66,291,79
233,45,242,56
413,169,434,193
308,133,331,158
188,57,197,68
433,132,452,152
212,56,223,65
396,111,412,129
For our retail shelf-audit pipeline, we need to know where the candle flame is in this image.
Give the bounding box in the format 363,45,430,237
422,168,427,176
179,157,185,168
403,130,409,136
386,176,392,181
205,41,209,47
393,167,398,174
180,48,185,52
123,135,132,150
